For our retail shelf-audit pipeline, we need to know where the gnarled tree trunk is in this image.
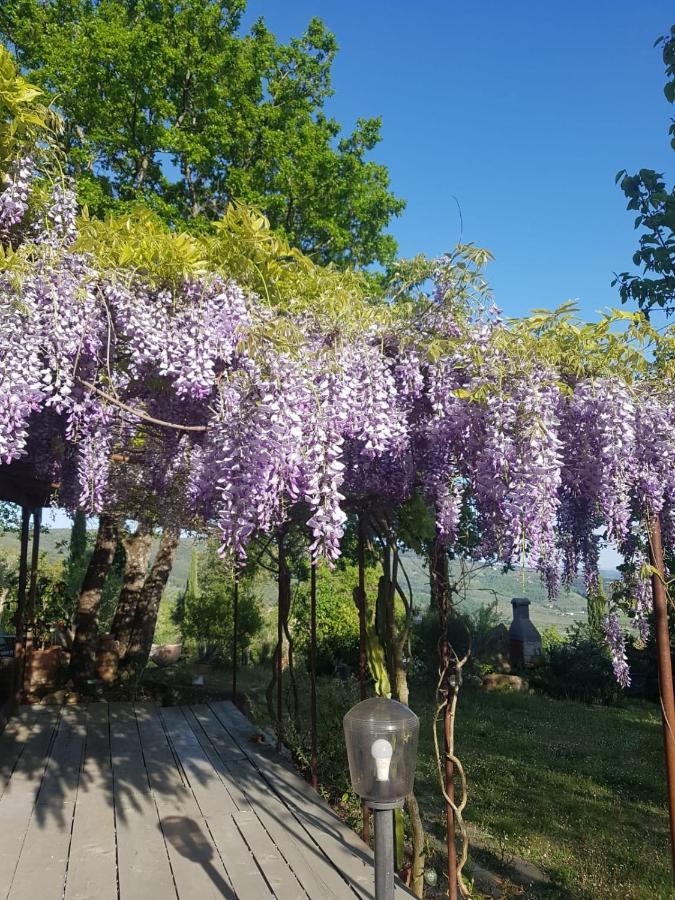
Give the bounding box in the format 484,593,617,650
69,513,119,683
125,526,180,673
110,521,153,659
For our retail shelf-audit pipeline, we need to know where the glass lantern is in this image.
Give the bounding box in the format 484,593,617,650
343,696,420,809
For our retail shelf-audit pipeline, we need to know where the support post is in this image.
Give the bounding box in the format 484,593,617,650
310,559,318,789
648,514,675,885
373,807,395,900
357,513,370,844
276,533,284,753
232,571,239,700
12,506,31,711
432,535,458,900
26,507,41,660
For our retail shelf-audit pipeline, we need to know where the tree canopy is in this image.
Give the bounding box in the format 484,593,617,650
0,0,404,268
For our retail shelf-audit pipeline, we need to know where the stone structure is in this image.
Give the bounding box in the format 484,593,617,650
508,598,542,668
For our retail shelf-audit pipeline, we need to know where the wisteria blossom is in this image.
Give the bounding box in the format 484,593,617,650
1,153,674,684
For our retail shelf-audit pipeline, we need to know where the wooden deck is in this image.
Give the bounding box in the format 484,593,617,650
0,701,414,899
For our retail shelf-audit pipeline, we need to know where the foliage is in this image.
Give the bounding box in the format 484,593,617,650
174,540,262,663
0,1,403,268
292,560,379,675
613,26,675,315
63,509,88,606
531,623,623,706
0,45,57,169
3,64,675,690
411,602,503,683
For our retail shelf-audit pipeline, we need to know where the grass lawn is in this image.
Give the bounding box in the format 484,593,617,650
157,660,670,899
410,687,670,899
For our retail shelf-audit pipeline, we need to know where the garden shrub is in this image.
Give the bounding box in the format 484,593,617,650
411,602,504,684
531,623,623,705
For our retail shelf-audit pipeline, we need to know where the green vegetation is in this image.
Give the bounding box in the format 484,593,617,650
413,688,669,899
0,0,404,267
173,541,262,663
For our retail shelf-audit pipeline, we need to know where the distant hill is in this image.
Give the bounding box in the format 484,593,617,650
0,527,197,597
0,528,615,634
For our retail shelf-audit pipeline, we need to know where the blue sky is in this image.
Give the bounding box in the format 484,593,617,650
242,1,673,321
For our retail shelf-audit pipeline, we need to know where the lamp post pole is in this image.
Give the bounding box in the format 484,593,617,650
372,803,397,899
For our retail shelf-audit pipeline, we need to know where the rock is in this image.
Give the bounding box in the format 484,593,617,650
481,673,529,692
464,674,483,689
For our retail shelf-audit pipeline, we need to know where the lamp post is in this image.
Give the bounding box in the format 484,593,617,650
343,697,420,900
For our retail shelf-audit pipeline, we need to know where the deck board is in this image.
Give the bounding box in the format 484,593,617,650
0,700,415,899
110,703,177,900
65,704,117,900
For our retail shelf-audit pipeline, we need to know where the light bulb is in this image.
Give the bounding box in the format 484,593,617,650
371,738,393,782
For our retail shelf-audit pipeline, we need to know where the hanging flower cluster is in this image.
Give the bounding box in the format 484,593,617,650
1,154,673,683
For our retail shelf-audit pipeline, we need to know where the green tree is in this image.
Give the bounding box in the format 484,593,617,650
292,559,382,676
0,0,404,267
63,510,88,607
615,27,675,314
175,540,262,663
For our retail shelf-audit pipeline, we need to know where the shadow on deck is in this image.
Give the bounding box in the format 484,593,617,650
0,700,414,899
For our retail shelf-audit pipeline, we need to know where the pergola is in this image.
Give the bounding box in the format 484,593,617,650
0,460,53,719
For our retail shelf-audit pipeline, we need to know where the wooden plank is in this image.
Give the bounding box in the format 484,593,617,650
229,759,351,899
110,702,177,900
65,704,117,900
0,705,49,797
0,707,61,898
109,701,152,796
134,702,185,797
210,701,418,899
234,808,306,900
193,705,348,899
159,706,238,817
205,811,274,899
37,704,87,807
139,704,237,898
190,704,247,761
158,791,235,900
9,705,88,900
1,706,60,796
182,706,250,811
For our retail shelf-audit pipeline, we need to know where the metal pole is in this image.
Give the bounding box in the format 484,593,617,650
26,507,41,657
433,535,458,900
310,559,318,790
309,560,319,790
648,514,675,884
232,571,239,700
357,513,370,844
357,512,368,701
12,506,31,711
373,807,395,900
276,533,284,753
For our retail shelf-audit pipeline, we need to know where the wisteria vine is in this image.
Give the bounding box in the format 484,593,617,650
0,154,672,684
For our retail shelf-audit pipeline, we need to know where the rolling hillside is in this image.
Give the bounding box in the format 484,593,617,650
0,527,618,633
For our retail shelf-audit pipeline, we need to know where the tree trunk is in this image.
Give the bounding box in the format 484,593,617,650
124,527,180,673
110,522,153,660
69,513,119,682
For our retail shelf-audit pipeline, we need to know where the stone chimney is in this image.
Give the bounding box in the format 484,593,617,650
508,598,542,668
